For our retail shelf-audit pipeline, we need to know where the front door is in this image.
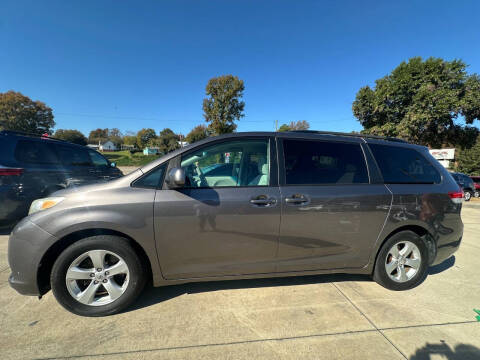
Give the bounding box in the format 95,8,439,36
276,138,391,272
154,137,281,279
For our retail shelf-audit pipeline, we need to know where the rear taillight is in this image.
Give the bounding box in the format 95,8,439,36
0,168,24,176
448,188,464,204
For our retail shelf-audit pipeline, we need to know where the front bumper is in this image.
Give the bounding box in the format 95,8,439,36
8,218,57,296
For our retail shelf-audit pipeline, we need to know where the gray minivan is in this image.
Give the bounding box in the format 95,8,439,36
8,131,464,316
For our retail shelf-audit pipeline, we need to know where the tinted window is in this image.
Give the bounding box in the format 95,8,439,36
181,139,270,187
133,163,167,188
14,140,59,164
283,140,369,185
55,145,91,166
369,144,441,184
462,175,474,185
89,150,109,167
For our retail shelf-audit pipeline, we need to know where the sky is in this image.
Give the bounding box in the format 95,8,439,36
1,0,480,137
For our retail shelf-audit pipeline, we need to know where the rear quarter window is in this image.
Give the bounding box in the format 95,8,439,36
369,143,441,184
14,139,59,164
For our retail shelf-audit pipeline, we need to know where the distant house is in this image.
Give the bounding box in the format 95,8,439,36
178,141,189,148
87,144,100,150
143,146,160,155
87,141,117,152
99,141,117,152
121,144,136,151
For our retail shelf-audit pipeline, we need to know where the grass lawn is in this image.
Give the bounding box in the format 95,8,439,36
103,150,161,166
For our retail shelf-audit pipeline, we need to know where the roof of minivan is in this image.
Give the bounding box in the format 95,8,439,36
139,130,425,174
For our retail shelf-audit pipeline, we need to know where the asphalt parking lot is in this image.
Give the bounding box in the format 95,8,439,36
1,204,479,360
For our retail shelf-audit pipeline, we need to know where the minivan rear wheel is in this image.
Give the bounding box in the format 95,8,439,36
51,235,146,316
373,231,428,291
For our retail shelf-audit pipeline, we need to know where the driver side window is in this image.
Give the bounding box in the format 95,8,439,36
180,139,270,188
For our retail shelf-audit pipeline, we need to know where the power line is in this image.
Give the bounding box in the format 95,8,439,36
55,112,353,125
55,112,266,123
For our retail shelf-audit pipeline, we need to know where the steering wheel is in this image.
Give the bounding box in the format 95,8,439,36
194,162,208,187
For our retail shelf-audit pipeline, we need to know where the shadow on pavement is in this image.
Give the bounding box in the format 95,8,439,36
428,256,455,275
126,273,370,313
410,341,480,360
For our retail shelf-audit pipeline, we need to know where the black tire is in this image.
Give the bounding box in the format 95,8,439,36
464,191,472,201
474,191,480,198
373,231,429,291
51,235,146,317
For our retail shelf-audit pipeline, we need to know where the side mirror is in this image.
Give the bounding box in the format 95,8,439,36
110,162,116,168
166,167,185,188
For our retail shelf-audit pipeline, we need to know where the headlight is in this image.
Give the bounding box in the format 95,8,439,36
29,197,65,215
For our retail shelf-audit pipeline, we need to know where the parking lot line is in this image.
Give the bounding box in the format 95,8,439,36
331,282,408,359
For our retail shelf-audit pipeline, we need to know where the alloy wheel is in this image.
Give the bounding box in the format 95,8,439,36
65,249,130,306
385,241,421,283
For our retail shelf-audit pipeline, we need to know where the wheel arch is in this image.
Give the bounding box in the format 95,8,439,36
372,224,435,274
37,228,153,295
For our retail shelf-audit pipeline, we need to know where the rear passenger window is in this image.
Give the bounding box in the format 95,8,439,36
55,145,92,166
14,140,59,164
369,144,441,184
283,140,369,185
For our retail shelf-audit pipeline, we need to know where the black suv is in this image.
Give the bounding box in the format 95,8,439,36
0,131,122,227
450,172,475,201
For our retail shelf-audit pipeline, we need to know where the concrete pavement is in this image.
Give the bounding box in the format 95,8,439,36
1,205,479,359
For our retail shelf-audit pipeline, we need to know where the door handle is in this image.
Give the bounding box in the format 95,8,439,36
285,194,309,205
250,196,277,206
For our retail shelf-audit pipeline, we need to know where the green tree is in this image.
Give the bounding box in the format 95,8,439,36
123,135,137,147
154,128,180,154
0,90,55,135
136,128,157,149
456,136,480,175
278,120,310,132
54,129,88,145
278,124,291,132
202,75,245,135
352,57,480,148
186,124,209,144
88,128,109,144
108,128,123,147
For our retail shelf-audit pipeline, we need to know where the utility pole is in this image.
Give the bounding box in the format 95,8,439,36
275,120,278,132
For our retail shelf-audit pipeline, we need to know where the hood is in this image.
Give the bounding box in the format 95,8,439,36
50,169,144,197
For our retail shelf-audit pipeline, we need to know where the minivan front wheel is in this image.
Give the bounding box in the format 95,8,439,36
373,231,428,291
51,235,146,316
